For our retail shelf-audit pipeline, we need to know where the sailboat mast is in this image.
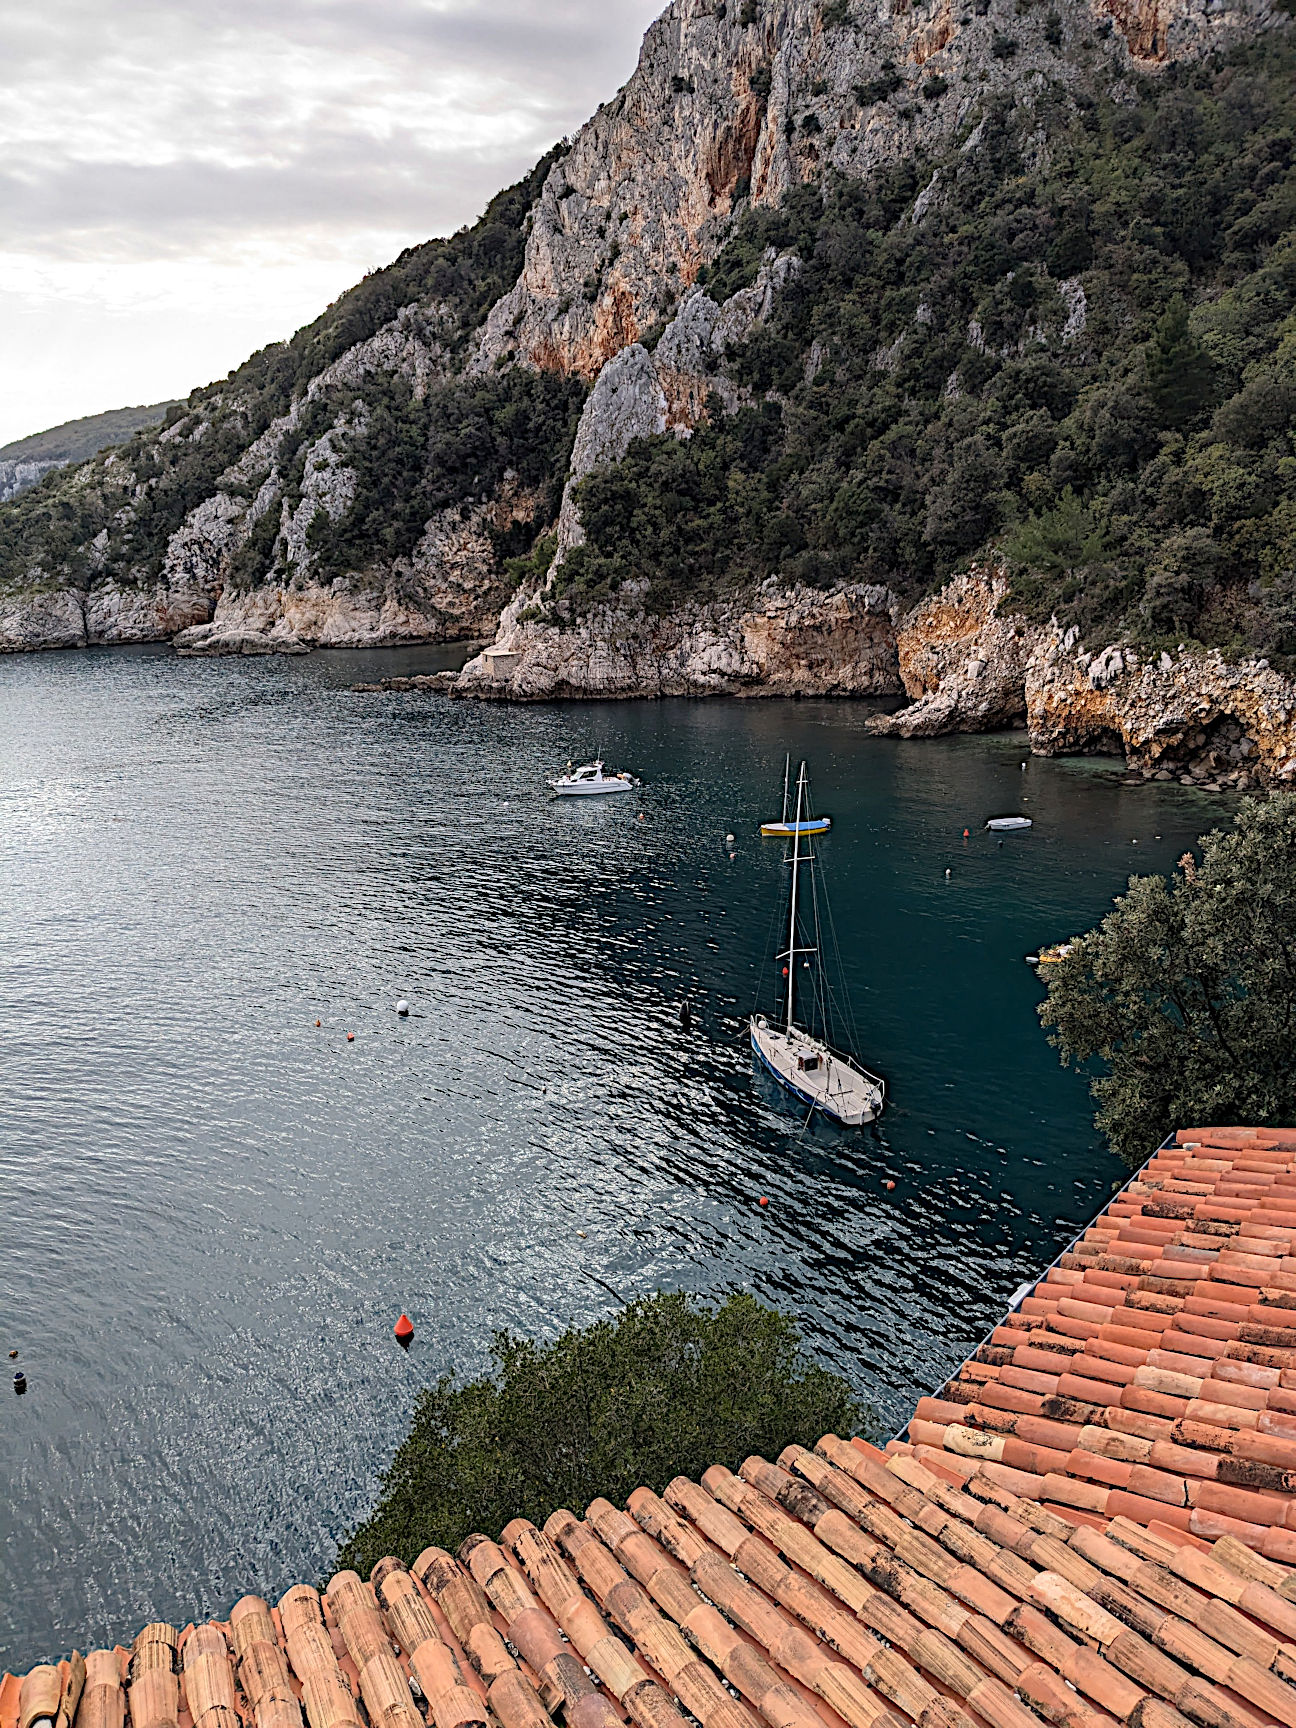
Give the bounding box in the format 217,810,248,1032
786,762,805,1032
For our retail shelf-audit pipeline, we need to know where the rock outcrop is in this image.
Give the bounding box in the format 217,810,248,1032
865,569,1296,788
859,569,1034,737
458,580,898,698
1028,632,1296,788
0,578,214,652
173,492,526,656
0,459,62,504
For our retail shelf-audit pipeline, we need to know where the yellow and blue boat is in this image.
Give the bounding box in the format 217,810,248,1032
760,754,831,835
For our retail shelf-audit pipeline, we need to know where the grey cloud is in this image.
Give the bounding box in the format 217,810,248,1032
2,0,664,260
0,142,532,259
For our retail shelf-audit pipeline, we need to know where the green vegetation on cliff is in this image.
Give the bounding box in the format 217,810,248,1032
337,1291,864,1577
558,43,1296,663
1040,794,1296,1166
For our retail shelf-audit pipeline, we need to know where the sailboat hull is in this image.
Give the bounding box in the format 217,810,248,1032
750,1015,884,1127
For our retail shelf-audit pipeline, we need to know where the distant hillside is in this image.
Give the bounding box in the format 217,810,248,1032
0,402,177,503
0,401,179,466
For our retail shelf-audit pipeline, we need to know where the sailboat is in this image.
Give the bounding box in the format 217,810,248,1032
750,761,885,1127
760,754,831,836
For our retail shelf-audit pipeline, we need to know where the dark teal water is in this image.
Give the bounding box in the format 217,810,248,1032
0,644,1223,1668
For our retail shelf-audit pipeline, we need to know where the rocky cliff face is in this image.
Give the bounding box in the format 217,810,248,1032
864,568,1296,788
472,0,1272,379
0,459,62,504
460,578,898,698
1,0,1286,714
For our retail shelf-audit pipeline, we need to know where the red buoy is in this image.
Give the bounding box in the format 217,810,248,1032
782,965,789,976
759,1196,769,1207
394,1313,414,1344
346,1031,355,1042
885,1180,896,1192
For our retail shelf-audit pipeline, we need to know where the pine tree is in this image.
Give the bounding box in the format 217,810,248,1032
1145,294,1214,429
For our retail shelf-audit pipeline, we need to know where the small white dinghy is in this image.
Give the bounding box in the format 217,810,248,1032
750,760,885,1127
551,758,639,796
986,815,1033,831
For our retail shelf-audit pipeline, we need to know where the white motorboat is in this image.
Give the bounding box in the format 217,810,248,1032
551,758,639,796
986,815,1032,831
749,760,885,1127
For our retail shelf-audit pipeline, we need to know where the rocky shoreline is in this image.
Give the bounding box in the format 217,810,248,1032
340,566,1296,796
7,555,1293,795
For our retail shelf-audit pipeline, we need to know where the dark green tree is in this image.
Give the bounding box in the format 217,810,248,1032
1039,794,1296,1167
337,1291,865,1577
1145,294,1215,429
1002,486,1109,579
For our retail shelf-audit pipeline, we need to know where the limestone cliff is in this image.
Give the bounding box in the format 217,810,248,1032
865,569,1296,788
1,0,1287,716
460,579,898,699
0,460,62,505
471,0,1272,378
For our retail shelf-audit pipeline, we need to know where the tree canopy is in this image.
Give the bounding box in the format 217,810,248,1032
337,1291,865,1578
1039,793,1296,1166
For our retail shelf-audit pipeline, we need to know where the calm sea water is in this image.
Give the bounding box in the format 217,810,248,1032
0,644,1223,1667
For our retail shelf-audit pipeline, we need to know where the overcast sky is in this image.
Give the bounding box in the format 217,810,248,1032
0,0,664,447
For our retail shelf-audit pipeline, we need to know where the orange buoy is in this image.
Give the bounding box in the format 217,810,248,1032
963,828,970,838
759,1196,769,1207
394,1313,414,1344
885,1180,896,1192
315,1019,321,1027
346,1031,355,1042
782,965,789,976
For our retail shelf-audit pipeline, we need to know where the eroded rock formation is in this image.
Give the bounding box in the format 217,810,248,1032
458,579,898,699
864,568,1296,788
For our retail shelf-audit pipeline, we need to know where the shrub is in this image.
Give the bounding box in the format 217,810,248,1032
336,1292,867,1578
855,64,903,105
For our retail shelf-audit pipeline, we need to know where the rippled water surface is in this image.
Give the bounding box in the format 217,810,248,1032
1,644,1223,1665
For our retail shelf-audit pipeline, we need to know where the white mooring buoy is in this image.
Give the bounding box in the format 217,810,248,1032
396,1000,409,1016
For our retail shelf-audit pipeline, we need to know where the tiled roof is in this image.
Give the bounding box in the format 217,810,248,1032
6,1130,1296,1728
903,1127,1296,1565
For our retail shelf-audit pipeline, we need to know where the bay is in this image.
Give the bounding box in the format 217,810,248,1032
0,644,1217,1666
